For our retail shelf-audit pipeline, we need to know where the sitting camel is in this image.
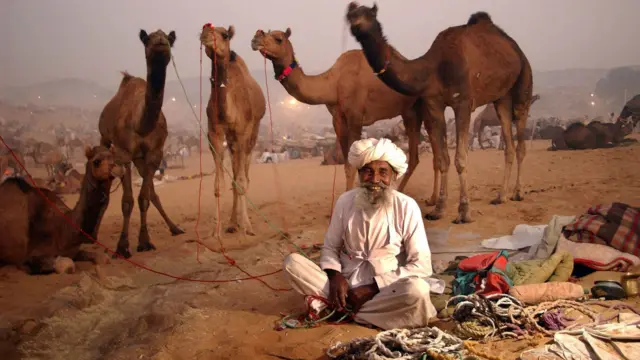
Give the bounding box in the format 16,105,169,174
0,145,122,274
552,96,639,150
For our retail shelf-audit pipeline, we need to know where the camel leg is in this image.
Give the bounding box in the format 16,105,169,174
226,147,242,233
208,128,225,198
237,150,254,235
511,104,530,201
423,108,441,207
396,111,420,192
491,97,517,205
149,178,185,236
333,113,355,191
452,103,474,224
115,163,134,259
478,125,486,150
424,103,449,220
133,158,156,252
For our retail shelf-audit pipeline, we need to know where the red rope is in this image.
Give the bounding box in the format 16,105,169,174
0,134,289,287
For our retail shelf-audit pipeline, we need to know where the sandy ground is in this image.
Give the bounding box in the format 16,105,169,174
1,138,640,360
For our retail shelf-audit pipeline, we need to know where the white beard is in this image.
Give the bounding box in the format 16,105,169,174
354,183,395,215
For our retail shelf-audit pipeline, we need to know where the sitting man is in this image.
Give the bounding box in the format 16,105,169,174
283,138,436,330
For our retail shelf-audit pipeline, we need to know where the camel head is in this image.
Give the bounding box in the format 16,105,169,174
139,29,176,67
614,116,636,141
346,2,382,40
251,28,294,65
83,144,123,186
200,24,235,61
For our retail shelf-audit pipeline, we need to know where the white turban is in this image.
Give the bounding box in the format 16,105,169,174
348,138,408,177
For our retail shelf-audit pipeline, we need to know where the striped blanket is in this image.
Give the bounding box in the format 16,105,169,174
562,203,640,256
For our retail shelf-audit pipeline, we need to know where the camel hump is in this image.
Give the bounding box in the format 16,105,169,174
467,12,493,25
119,71,135,86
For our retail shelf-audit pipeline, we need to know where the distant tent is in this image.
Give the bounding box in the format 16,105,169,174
321,142,344,165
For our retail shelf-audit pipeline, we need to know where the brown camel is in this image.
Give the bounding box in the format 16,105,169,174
346,3,535,223
0,145,121,274
200,24,266,235
99,29,184,258
553,118,636,150
470,94,540,150
251,28,442,204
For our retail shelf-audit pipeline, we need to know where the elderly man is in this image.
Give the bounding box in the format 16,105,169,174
283,138,436,330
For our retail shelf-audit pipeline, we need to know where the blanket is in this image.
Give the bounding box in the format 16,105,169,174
563,202,640,256
509,250,574,285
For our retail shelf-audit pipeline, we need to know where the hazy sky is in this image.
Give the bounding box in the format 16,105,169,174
2,0,639,88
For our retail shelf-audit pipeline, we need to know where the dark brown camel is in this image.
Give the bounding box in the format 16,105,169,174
0,145,121,274
553,118,636,150
99,29,184,258
346,2,535,223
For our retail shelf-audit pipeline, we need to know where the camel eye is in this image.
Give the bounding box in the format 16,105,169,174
222,33,229,40
275,37,282,44
93,159,101,168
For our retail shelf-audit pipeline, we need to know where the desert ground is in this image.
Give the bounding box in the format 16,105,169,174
1,137,639,359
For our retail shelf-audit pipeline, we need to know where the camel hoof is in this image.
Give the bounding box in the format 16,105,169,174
170,226,185,236
510,194,524,202
226,226,239,234
453,215,474,224
136,242,156,252
425,211,443,221
490,198,504,205
114,247,132,259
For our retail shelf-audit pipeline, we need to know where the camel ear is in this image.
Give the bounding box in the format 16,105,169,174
347,2,359,13
227,25,235,40
284,27,292,39
371,3,378,16
168,31,176,47
139,29,149,45
84,145,94,160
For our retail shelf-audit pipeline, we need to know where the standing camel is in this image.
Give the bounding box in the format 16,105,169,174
99,29,184,258
251,28,442,204
346,3,535,224
200,24,266,235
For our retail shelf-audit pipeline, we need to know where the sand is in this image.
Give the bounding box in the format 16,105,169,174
1,138,640,360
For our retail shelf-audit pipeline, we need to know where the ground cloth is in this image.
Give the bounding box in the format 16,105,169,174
563,202,640,256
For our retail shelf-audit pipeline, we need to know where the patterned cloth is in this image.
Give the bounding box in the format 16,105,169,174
562,202,640,256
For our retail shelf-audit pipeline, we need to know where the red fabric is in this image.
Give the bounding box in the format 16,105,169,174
474,272,511,296
458,252,500,272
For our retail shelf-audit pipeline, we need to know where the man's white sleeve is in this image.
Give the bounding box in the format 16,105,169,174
374,199,432,289
319,197,345,272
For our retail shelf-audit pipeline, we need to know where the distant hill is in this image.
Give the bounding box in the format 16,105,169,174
0,78,113,111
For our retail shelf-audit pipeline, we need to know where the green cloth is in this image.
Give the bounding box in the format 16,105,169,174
508,250,574,285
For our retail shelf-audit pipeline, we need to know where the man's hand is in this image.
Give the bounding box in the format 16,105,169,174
347,283,380,314
325,270,349,311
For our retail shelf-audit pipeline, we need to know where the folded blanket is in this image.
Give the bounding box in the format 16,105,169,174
563,202,640,256
509,250,574,285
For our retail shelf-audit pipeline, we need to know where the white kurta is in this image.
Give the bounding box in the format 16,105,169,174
283,189,437,330
319,189,433,289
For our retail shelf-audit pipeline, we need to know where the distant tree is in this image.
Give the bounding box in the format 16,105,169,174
594,67,640,111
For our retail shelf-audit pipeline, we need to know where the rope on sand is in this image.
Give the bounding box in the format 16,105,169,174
326,327,466,360
446,294,601,339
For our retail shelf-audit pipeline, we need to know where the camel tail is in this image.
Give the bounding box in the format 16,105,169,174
467,12,493,25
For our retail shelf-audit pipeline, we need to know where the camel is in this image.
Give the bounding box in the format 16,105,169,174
99,29,184,258
200,24,266,235
553,118,636,150
251,28,443,205
0,145,121,274
470,94,540,150
346,3,535,224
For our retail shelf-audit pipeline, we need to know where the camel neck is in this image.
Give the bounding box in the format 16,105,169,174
140,63,167,135
209,57,229,125
272,57,338,105
357,33,431,97
69,169,111,245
